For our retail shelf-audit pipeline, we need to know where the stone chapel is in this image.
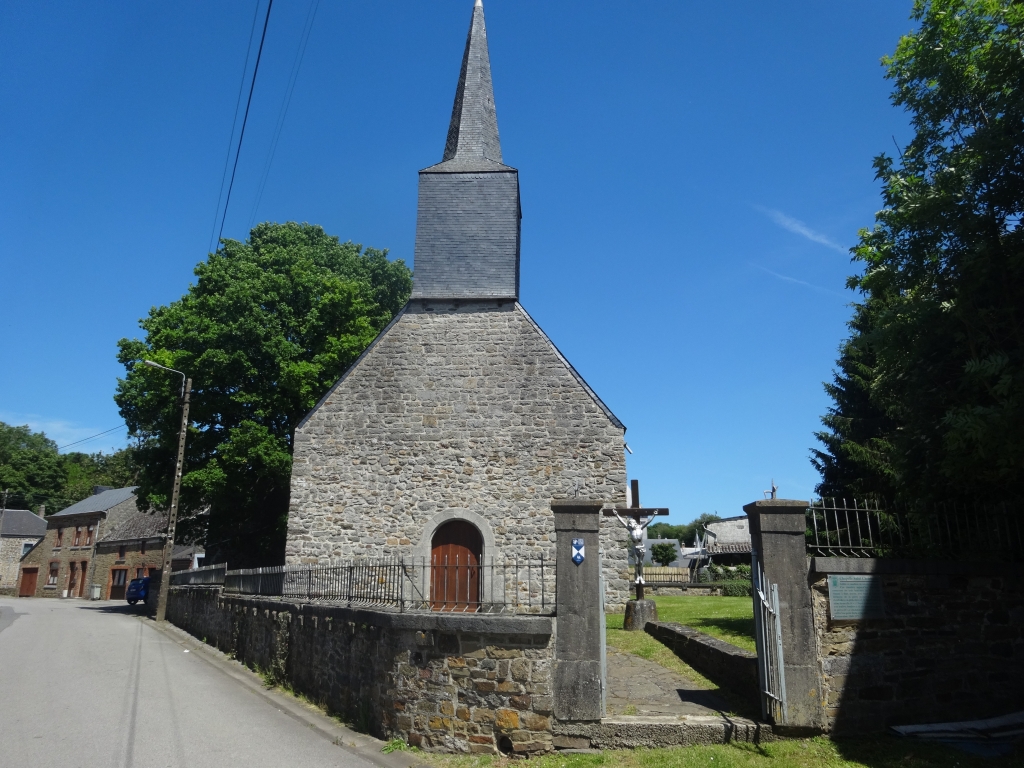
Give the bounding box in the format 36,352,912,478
285,0,629,607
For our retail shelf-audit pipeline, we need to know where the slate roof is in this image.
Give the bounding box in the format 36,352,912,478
412,0,521,301
0,509,47,538
98,510,166,543
50,486,138,518
429,0,508,173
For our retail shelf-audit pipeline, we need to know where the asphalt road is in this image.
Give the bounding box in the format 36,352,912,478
0,598,392,768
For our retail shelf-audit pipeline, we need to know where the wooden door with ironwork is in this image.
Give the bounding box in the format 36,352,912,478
430,521,482,612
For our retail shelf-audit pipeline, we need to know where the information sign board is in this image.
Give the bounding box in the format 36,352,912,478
827,574,885,620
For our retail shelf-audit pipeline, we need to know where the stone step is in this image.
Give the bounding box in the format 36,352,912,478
553,715,773,750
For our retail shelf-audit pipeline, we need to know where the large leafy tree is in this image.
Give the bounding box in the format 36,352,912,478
115,223,412,566
0,423,65,512
0,421,138,512
814,0,1024,506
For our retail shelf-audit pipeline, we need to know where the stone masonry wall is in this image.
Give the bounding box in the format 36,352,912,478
288,301,630,608
19,515,103,598
167,585,556,755
92,539,164,599
811,565,1024,733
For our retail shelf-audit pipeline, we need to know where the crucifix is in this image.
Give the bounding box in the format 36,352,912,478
604,479,668,601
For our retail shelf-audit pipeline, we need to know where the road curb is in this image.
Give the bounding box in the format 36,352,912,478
142,616,429,768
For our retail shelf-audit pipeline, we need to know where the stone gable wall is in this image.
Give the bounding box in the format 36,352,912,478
288,301,630,608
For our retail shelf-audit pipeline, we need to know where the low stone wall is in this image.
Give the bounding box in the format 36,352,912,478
167,586,555,754
639,584,742,597
811,559,1024,734
645,621,759,711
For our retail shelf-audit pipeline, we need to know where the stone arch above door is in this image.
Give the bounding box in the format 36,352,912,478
414,510,496,563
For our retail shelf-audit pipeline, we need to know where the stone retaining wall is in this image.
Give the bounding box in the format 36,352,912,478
644,622,759,712
167,585,555,754
811,560,1024,734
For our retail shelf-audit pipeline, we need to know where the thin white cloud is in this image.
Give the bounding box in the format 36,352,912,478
756,206,848,254
749,264,844,297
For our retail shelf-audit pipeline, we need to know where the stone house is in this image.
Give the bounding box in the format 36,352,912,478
171,544,205,572
0,509,47,596
702,515,752,566
17,486,165,599
286,1,630,607
90,503,167,600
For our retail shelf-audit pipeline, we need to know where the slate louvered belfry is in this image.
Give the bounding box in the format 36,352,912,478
412,0,521,301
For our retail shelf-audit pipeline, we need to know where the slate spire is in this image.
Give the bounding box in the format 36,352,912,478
441,0,503,168
412,0,521,301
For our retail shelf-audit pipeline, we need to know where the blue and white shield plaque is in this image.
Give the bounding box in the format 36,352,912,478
571,538,585,565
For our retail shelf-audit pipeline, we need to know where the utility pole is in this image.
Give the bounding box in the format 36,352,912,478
140,359,191,623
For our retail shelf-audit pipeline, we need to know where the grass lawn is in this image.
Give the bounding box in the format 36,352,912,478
606,595,756,653
419,736,1022,768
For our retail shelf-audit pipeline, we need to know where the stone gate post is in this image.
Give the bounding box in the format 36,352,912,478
551,499,606,722
744,498,824,731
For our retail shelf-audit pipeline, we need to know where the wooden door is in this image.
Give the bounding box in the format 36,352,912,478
19,568,38,597
68,562,78,597
430,521,482,612
109,568,128,600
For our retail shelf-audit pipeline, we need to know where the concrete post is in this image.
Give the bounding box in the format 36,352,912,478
744,499,824,731
551,500,605,722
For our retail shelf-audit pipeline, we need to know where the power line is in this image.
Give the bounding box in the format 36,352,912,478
208,1,262,255
216,0,275,250
58,425,127,451
248,0,320,229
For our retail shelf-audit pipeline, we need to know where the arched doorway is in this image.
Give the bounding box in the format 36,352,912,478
430,520,482,612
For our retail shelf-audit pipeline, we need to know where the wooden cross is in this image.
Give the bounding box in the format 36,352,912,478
604,480,669,600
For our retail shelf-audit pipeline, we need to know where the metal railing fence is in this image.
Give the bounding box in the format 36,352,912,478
170,563,226,586
205,557,553,614
806,498,1023,560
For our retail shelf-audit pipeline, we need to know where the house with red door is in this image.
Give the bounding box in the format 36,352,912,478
17,486,165,599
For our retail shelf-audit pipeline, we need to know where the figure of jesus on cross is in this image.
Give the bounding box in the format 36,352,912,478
604,479,668,601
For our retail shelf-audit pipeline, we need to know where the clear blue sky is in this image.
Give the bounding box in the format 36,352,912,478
0,1,914,524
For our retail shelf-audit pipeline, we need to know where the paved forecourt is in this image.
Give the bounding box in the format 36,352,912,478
0,598,402,768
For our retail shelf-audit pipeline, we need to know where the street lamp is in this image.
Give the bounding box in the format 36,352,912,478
140,360,191,622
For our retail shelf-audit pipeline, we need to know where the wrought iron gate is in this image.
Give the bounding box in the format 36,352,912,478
752,552,787,724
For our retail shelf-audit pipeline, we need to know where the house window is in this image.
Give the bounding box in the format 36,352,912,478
136,568,144,579
118,545,126,560
47,562,60,586
85,525,95,546
55,528,64,547
73,527,82,547
22,542,34,556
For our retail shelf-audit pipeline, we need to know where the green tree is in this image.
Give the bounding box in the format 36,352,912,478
0,421,138,512
115,223,412,566
814,0,1024,506
650,542,678,568
0,423,64,512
